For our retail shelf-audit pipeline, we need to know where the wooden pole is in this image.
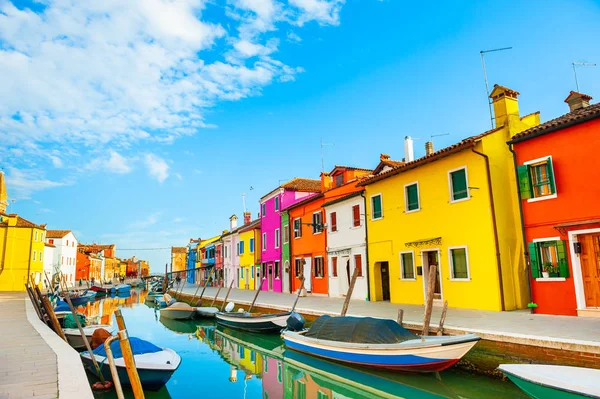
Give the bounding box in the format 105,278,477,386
176,274,186,299
210,283,223,307
25,284,44,321
397,309,404,325
422,264,437,336
41,295,68,342
437,300,448,336
114,309,145,399
44,271,55,297
192,272,212,307
103,335,125,399
220,279,235,312
340,265,360,316
290,277,305,313
248,278,265,313
188,274,205,305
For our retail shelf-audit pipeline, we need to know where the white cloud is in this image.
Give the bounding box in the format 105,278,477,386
4,167,65,199
175,173,183,180
288,0,345,26
144,154,170,183
49,155,63,168
287,31,302,43
105,151,132,174
128,212,162,229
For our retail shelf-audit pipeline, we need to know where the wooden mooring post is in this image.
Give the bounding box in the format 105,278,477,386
437,300,449,336
397,309,404,325
210,284,223,307
115,309,145,399
248,278,265,313
290,277,305,313
422,264,437,336
220,280,235,311
340,265,360,316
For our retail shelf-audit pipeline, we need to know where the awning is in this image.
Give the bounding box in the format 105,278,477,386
553,219,600,235
405,237,442,248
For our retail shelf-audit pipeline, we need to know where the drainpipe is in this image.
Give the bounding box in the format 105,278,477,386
27,228,33,285
360,192,371,301
471,148,505,311
508,143,534,313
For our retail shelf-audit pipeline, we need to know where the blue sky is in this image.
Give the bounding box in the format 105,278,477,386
1,0,599,271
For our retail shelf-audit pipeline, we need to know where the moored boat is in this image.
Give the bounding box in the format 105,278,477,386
90,285,115,295
498,364,600,399
194,306,219,318
281,315,480,373
63,324,114,350
114,284,131,293
68,290,97,306
215,311,292,333
159,302,195,320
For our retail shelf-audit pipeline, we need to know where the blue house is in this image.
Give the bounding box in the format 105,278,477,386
187,239,199,284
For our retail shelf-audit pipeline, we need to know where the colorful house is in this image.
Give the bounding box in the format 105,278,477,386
259,178,321,293
359,85,540,311
46,230,78,285
197,234,220,284
222,215,240,287
280,211,291,293
171,246,187,278
215,238,224,285
509,91,600,316
238,216,261,290
187,238,199,283
75,251,90,281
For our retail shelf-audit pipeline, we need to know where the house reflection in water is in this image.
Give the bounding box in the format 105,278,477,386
74,289,146,326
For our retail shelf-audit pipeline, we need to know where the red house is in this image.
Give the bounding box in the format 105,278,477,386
510,92,600,316
215,240,223,286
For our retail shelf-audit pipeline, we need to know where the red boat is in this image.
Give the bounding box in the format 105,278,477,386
89,285,115,294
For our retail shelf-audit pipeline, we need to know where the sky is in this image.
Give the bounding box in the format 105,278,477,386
1,0,599,272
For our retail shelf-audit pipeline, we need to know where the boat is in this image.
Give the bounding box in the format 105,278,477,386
156,293,176,308
281,315,480,373
129,279,144,287
159,302,195,320
90,285,116,295
194,306,219,318
215,311,292,333
114,284,131,293
63,324,114,350
499,364,600,399
69,290,97,306
81,337,181,391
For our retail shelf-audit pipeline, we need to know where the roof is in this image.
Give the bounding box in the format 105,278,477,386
510,102,600,143
45,243,56,248
78,243,115,254
46,230,71,238
0,214,46,229
323,191,364,208
171,246,187,254
199,235,221,248
238,219,261,233
330,165,372,174
280,178,321,193
282,193,324,212
373,154,405,175
358,127,502,187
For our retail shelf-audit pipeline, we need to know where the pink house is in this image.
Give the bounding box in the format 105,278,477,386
259,178,321,292
262,357,284,398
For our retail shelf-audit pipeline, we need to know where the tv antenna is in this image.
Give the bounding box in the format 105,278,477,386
480,47,513,129
241,193,247,213
320,138,334,172
572,61,596,92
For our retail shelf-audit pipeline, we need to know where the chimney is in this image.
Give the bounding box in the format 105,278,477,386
243,212,251,225
320,172,332,192
489,84,520,127
229,214,238,230
404,136,414,162
565,91,592,112
425,141,434,156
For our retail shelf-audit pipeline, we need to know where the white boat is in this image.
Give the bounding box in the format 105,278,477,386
159,302,195,320
195,306,219,318
499,364,600,399
63,324,114,350
215,311,291,333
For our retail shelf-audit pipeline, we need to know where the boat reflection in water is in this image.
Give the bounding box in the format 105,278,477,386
74,288,146,326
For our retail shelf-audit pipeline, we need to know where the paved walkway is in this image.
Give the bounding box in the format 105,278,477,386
177,286,600,349
0,292,58,399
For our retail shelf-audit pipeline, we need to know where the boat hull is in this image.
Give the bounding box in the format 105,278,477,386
159,307,194,320
215,312,290,334
64,324,113,350
503,374,587,399
194,307,218,318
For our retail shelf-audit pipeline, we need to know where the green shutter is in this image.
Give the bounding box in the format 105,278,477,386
517,165,532,200
557,240,569,278
546,157,556,194
372,195,382,218
528,242,540,278
451,169,468,200
407,184,419,211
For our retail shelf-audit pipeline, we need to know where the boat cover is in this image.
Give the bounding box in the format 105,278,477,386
304,315,416,344
54,300,69,312
92,337,162,359
63,313,87,328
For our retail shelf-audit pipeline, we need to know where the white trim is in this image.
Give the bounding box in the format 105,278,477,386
420,248,444,302
370,193,383,220
524,155,558,202
568,227,600,310
403,181,421,213
535,277,566,282
533,236,561,243
275,228,280,249
523,155,552,166
262,232,267,251
293,218,302,239
312,211,323,235
260,187,284,203
399,250,416,280
314,255,325,278
527,194,557,203
448,246,471,281
448,166,470,204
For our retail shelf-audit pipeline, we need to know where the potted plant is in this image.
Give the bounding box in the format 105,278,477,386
549,263,560,278
541,262,552,278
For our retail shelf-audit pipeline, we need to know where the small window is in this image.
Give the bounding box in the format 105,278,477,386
517,157,556,200
250,238,254,253
241,268,245,278
330,212,337,232
449,168,469,202
66,240,69,246
274,196,280,211
334,173,344,187
33,250,36,261
240,241,244,255
275,228,280,248
405,183,420,212
371,194,383,220
528,240,569,278
354,254,362,277
262,233,267,251
274,261,280,278
297,381,306,399
294,259,303,277
331,256,338,277
34,231,38,241
352,205,360,227
400,252,415,279
262,203,266,217
293,219,302,238
312,212,323,234
40,251,43,262
314,257,325,278
49,239,54,244
449,247,469,280
283,224,289,244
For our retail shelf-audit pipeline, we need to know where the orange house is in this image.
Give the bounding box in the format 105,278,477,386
75,251,90,281
287,166,372,295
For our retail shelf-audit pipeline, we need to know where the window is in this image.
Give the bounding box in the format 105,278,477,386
66,240,69,246
312,212,323,234
274,196,280,211
262,233,267,251
518,157,556,200
449,167,469,202
400,252,415,279
61,256,64,265
224,245,228,258
330,212,337,232
241,268,245,278
72,241,75,247
275,261,280,278
33,251,36,261
34,231,38,241
275,228,280,248
529,240,569,278
352,205,360,227
239,241,244,255
49,239,54,244
295,259,303,277
317,391,329,399
297,381,306,399
371,194,383,220
293,219,302,238
354,254,363,277
250,238,254,253
40,251,43,262
283,224,289,244
262,203,266,217
331,256,338,277
405,182,420,212
261,263,267,278
334,173,344,187
314,257,325,278
449,247,470,280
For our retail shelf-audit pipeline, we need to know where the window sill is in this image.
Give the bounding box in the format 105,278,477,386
405,208,420,214
400,278,417,281
313,232,323,235
351,225,362,229
535,277,566,282
449,196,470,204
449,278,471,282
527,194,557,203
371,217,383,221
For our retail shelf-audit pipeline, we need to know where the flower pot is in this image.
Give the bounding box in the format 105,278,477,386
542,272,550,278
549,272,559,278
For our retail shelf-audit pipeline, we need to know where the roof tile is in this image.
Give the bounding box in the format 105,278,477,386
281,178,321,193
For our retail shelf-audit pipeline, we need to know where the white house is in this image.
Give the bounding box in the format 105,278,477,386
46,230,78,285
324,191,369,300
43,242,56,284
222,215,238,288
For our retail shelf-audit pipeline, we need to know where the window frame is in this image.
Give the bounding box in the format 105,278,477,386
33,250,36,261
294,258,303,277
274,196,280,211
399,250,416,280
448,166,470,203
250,238,254,253
370,194,383,220
330,211,337,233
448,246,470,281
334,173,344,187
524,156,558,203
275,228,280,249
293,218,302,239
331,256,338,277
314,256,325,278
262,233,267,251
352,204,361,227
261,203,266,217
274,261,280,279
404,181,421,213
312,211,323,235
283,224,289,244
353,254,363,277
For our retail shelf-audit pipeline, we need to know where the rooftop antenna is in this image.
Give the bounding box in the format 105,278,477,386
241,193,247,213
572,61,596,92
480,47,513,129
320,138,334,173
431,133,450,140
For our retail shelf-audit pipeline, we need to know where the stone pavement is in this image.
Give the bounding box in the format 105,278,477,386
177,285,600,350
0,292,58,399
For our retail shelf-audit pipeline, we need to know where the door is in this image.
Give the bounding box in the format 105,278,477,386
268,263,273,291
581,234,600,307
340,257,351,296
424,251,442,301
381,261,390,301
303,258,312,292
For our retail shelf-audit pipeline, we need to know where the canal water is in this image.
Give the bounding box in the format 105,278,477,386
78,290,527,399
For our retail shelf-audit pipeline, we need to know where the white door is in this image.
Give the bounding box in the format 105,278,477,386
340,256,350,296
304,257,312,292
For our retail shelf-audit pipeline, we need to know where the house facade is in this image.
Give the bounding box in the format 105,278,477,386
509,91,600,316
187,239,199,283
222,215,239,288
215,239,224,285
259,178,321,293
239,217,260,290
360,85,539,311
280,211,291,293
171,247,187,278
46,230,78,285
43,243,56,283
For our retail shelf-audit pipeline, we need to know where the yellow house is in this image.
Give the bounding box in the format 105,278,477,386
359,85,539,311
171,246,187,276
119,260,127,278
238,219,261,290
